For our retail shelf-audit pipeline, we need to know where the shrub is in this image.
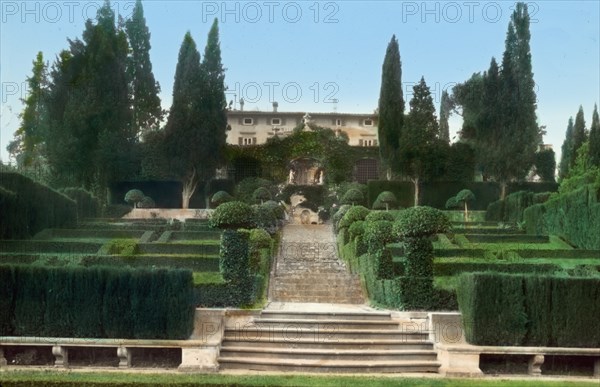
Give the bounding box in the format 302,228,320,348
138,196,156,208
252,187,272,204
210,191,234,208
248,228,272,250
365,210,395,223
332,204,351,230
394,206,450,238
363,220,395,254
124,189,145,208
374,191,398,211
236,177,273,203
106,239,139,257
348,220,366,241
338,205,370,229
103,204,133,218
372,198,386,210
219,230,253,305
341,188,364,206
253,203,278,233
209,201,256,229
263,200,286,220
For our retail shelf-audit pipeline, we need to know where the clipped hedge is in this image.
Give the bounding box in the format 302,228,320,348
338,205,370,229
486,190,552,223
524,185,600,249
209,201,256,229
0,264,194,339
0,172,76,239
457,272,600,347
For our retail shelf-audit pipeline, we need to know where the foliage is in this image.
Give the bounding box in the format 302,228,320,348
106,239,139,257
125,0,163,135
558,117,575,181
252,187,272,204
341,188,364,206
487,190,551,223
374,191,397,211
457,272,600,347
0,264,194,339
590,104,600,167
558,142,600,196
534,148,556,182
279,184,325,212
438,90,452,143
209,201,256,229
394,206,450,238
262,200,286,220
524,184,600,249
571,106,587,170
59,187,100,219
235,177,273,203
0,172,76,239
365,210,395,223
218,230,254,305
211,190,234,207
332,204,351,231
253,203,278,233
377,35,404,179
338,205,370,229
445,196,458,209
124,189,145,207
137,196,155,208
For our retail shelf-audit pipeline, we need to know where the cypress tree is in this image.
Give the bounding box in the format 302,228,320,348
558,117,574,180
377,35,404,180
589,104,600,167
126,0,163,137
571,106,587,169
439,90,451,143
164,32,204,208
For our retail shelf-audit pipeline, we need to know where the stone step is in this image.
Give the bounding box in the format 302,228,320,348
218,357,441,373
250,318,399,330
224,328,430,341
259,310,392,321
219,347,438,361
221,338,434,351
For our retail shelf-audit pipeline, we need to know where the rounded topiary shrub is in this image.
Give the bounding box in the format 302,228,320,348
263,200,286,220
348,220,366,241
365,211,395,223
338,205,370,230
211,191,234,208
341,188,364,206
209,201,256,230
375,191,398,211
393,206,450,238
138,196,156,209
332,204,351,227
252,187,272,204
253,203,278,233
124,189,144,208
363,220,395,254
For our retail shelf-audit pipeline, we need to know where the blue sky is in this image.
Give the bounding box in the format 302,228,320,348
1,0,599,164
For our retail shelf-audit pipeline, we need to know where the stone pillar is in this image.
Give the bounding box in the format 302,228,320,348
528,354,544,376
594,358,600,377
52,345,68,368
180,308,226,371
117,346,131,368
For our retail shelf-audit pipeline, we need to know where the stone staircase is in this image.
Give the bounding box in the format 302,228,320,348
269,224,364,304
218,310,440,373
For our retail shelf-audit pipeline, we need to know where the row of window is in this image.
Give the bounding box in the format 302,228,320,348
237,137,377,147
240,117,374,127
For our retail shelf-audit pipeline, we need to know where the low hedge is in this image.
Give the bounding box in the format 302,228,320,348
0,264,194,339
81,255,220,271
0,240,103,254
137,243,219,256
457,272,600,347
464,234,549,244
515,249,600,259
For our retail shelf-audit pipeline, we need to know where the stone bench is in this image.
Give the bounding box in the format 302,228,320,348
0,337,218,371
436,343,600,377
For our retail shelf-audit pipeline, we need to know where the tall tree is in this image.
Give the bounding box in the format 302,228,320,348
397,77,439,206
164,32,205,208
589,104,600,167
126,0,163,137
44,1,132,193
571,105,587,169
438,89,451,143
377,35,404,180
558,117,575,180
7,52,49,176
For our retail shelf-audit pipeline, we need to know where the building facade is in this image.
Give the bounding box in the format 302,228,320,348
226,105,379,147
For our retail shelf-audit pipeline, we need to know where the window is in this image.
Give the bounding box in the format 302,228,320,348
238,137,257,145
363,119,373,126
243,117,253,125
271,118,281,125
360,139,378,147
336,119,342,126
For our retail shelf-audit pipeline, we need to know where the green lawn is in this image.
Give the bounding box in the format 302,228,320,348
0,371,597,387
193,271,224,285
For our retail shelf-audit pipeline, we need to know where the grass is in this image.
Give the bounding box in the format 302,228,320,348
0,370,597,386
192,271,224,285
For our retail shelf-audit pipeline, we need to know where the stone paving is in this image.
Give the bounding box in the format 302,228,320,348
268,224,365,304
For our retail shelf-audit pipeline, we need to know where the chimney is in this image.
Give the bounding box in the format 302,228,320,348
239,98,244,111
273,101,278,112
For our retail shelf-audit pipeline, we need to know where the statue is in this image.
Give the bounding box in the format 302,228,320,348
288,169,295,184
319,170,324,185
